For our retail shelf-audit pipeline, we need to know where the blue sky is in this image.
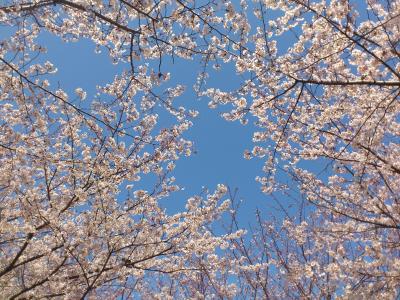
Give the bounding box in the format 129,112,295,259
33,32,269,225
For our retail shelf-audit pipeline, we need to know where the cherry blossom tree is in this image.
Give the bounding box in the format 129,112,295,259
199,0,400,298
1,0,400,298
0,0,240,298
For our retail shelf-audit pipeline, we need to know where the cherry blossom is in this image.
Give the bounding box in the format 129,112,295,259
1,0,399,298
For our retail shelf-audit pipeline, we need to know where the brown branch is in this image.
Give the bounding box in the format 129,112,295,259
0,233,34,278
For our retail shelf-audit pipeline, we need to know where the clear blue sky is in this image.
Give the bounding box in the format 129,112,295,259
35,32,270,226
